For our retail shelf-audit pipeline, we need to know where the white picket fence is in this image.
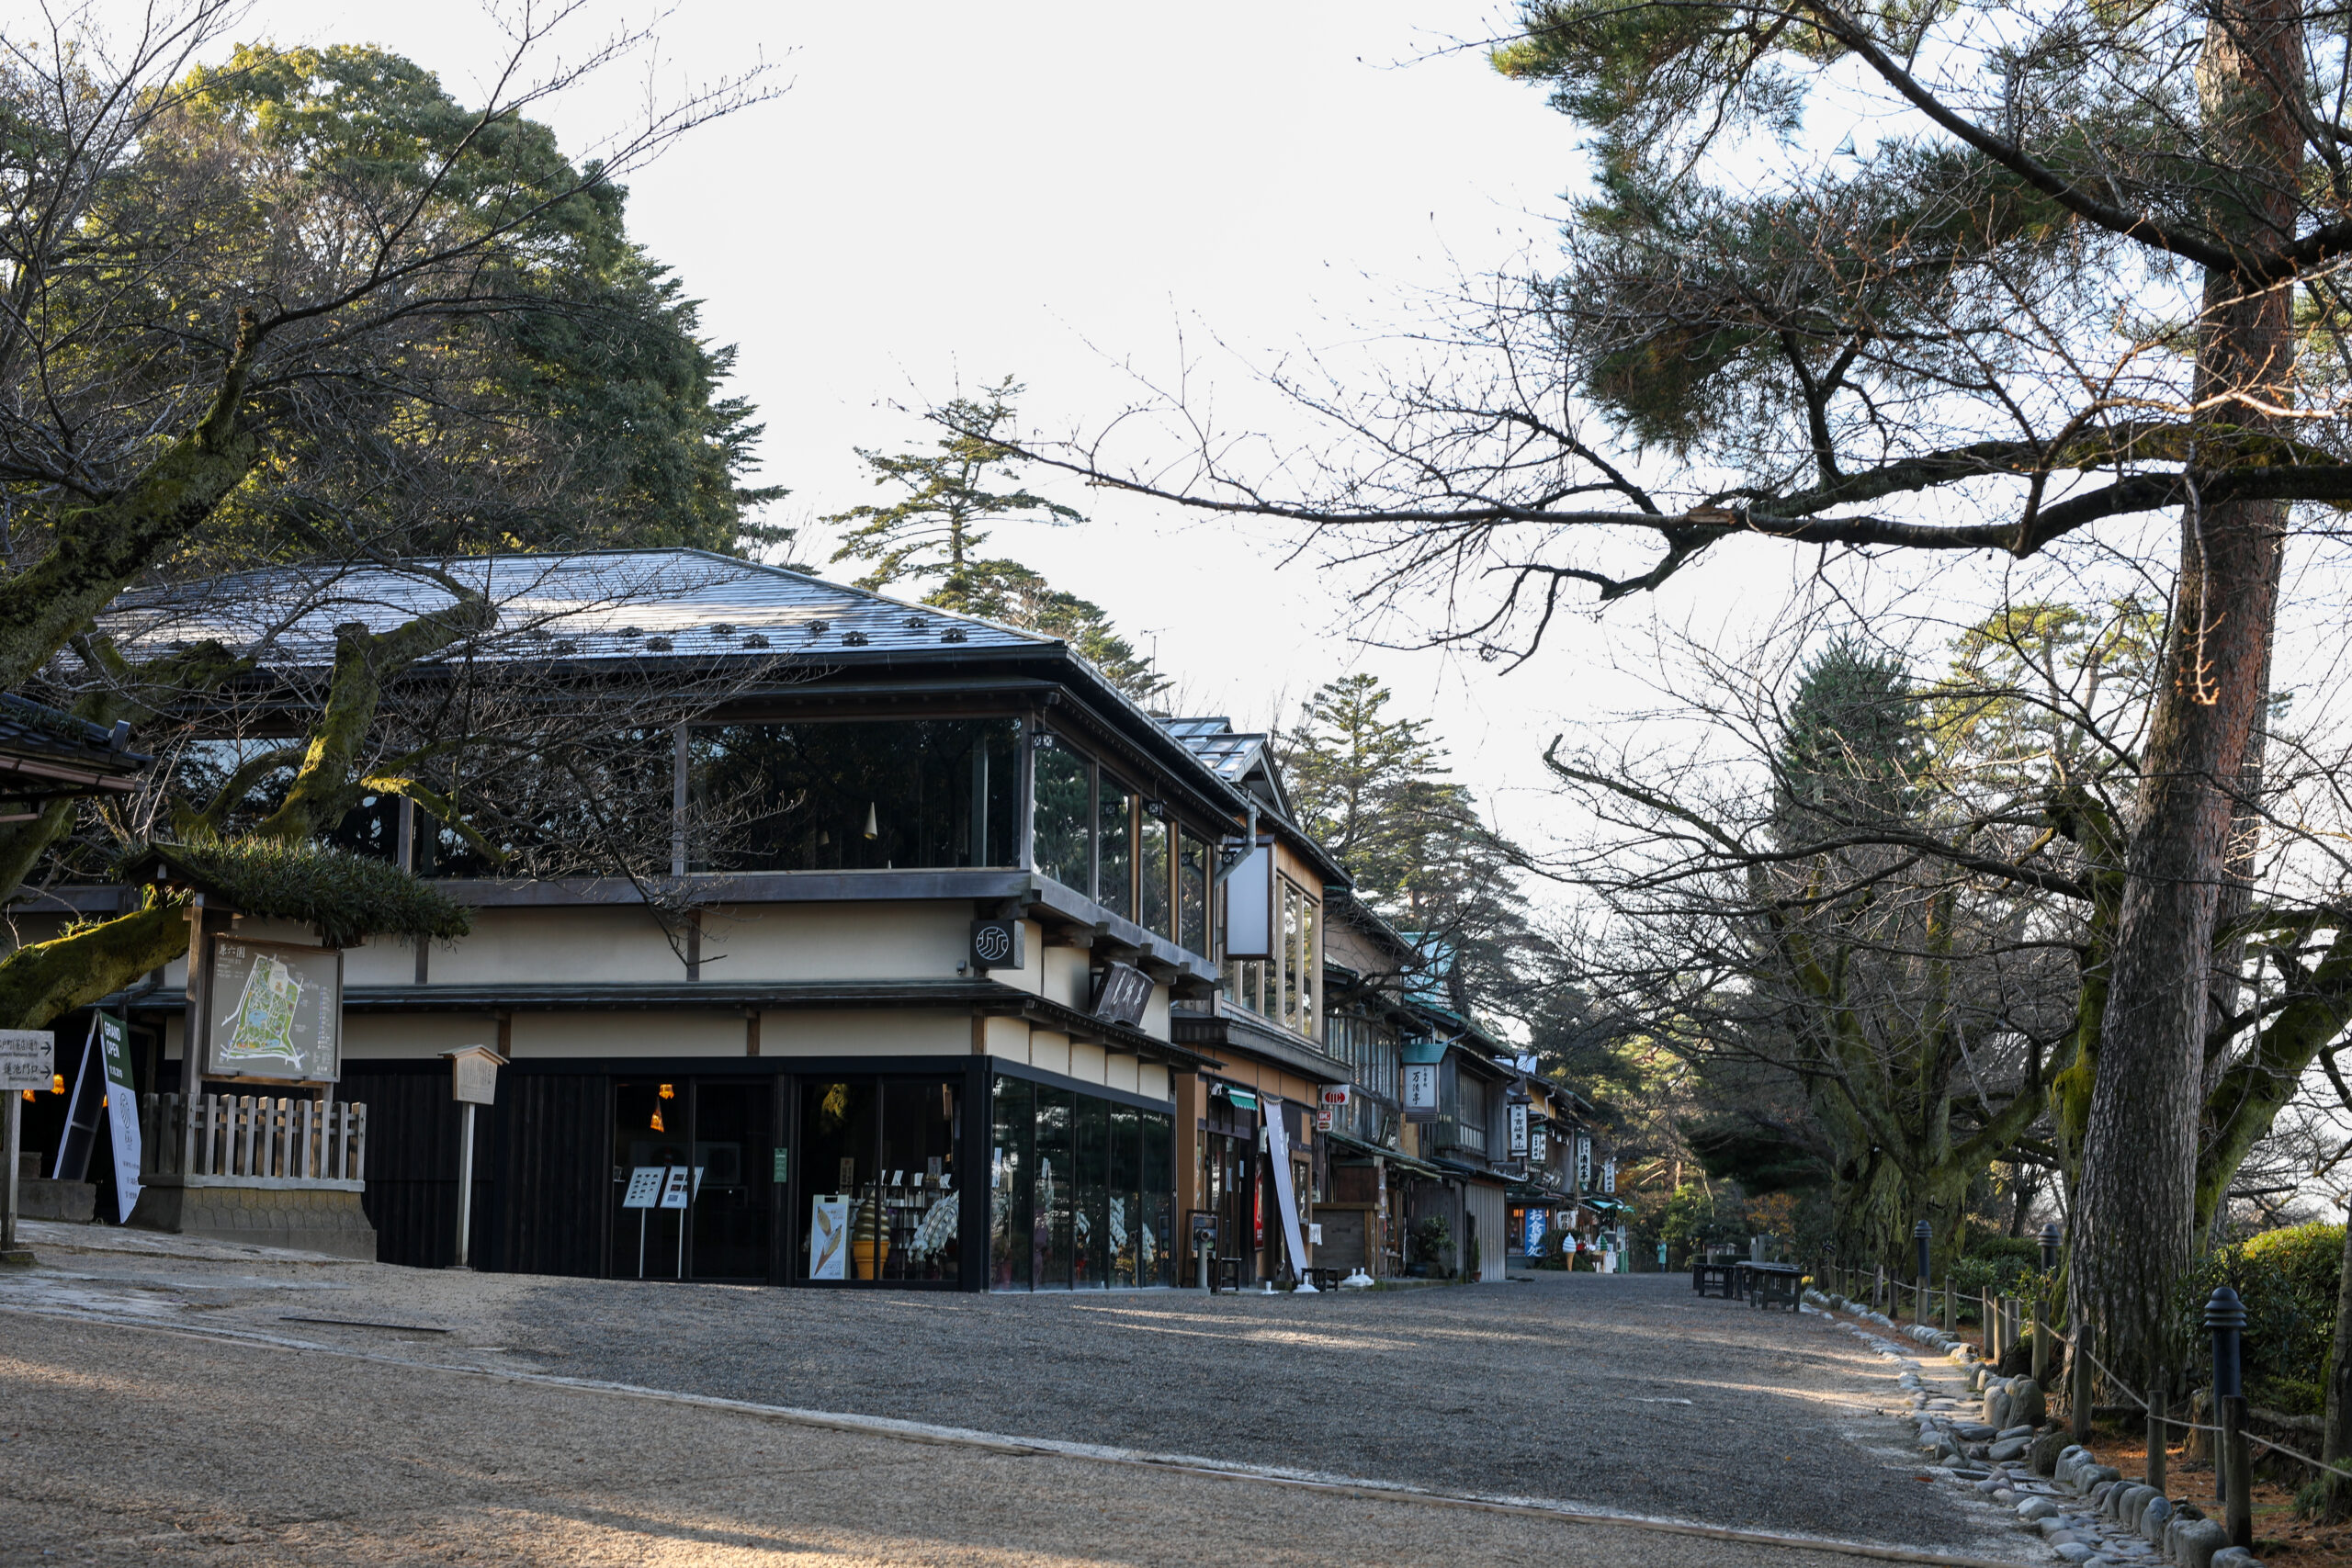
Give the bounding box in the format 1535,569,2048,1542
141,1092,367,1189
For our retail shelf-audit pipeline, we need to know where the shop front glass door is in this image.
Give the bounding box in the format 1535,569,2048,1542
610,1077,775,1281
691,1081,773,1280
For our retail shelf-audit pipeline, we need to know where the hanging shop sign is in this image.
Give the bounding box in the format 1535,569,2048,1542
1509,1101,1530,1156
202,937,343,1084
1221,839,1274,960
1530,1124,1548,1165
0,1031,52,1091
1603,1158,1618,1194
1524,1208,1549,1255
969,917,1023,973
1402,1062,1439,1122
1320,1084,1351,1106
1091,962,1152,1028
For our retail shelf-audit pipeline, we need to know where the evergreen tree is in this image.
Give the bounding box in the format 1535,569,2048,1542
933,559,1167,704
824,379,1080,592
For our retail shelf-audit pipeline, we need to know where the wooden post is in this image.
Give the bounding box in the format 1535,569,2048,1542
1943,1280,1955,1334
2071,1318,2096,1443
2032,1297,2049,1387
2147,1371,2167,1494
453,1100,476,1269
2222,1393,2253,1546
1,1090,19,1259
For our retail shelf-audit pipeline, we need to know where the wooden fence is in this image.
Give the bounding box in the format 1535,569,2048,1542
141,1092,367,1189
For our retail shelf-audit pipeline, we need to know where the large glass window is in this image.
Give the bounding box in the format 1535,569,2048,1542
1138,812,1171,939
1032,739,1093,893
1143,1110,1173,1285
1110,1102,1140,1286
690,719,1019,872
1097,779,1134,918
1281,881,1303,1027
990,1077,1034,1289
988,1074,1176,1291
1074,1095,1108,1286
1177,830,1210,956
797,1077,962,1284
1035,1086,1073,1286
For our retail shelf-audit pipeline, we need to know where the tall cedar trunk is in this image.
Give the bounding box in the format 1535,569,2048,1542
2070,0,2301,1382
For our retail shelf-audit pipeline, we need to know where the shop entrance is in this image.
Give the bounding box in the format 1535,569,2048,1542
608,1077,774,1281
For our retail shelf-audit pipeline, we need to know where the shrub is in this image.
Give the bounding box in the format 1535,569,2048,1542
2176,1222,2345,1416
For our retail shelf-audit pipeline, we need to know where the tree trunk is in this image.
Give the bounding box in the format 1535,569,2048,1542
2069,0,2301,1383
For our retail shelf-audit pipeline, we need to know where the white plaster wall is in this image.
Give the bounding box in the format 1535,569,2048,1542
431,908,685,986
701,901,976,983
1068,1039,1106,1086
512,1011,743,1057
1142,986,1170,1040
1138,1063,1170,1100
978,1015,1030,1062
1104,1053,1138,1094
752,1009,969,1057
344,1013,503,1060
1028,1031,1070,1077
1043,945,1091,1010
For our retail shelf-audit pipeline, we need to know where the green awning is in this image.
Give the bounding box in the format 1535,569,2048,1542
1225,1089,1259,1112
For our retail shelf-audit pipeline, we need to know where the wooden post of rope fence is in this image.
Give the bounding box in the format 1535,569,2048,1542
2070,1319,2095,1444
2146,1370,2166,1494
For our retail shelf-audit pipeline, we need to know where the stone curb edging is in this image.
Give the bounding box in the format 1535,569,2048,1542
1800,1291,2269,1568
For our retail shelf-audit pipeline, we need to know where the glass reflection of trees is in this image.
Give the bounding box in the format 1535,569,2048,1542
690,719,1019,872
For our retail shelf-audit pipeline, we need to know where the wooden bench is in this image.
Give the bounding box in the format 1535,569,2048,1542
1744,1261,1804,1312
1691,1261,1739,1298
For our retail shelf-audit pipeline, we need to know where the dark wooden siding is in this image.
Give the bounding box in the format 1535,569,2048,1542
491,1070,607,1278
339,1062,493,1269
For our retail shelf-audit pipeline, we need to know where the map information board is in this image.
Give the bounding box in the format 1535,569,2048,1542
204,938,343,1084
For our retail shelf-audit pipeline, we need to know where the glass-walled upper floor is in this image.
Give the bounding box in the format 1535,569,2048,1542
1032,729,1213,956
191,707,1230,961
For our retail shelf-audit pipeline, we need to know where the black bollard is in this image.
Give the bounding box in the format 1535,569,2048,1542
2208,1285,2251,1547
1914,1221,1932,1321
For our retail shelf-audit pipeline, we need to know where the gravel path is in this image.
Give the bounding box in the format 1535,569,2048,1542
0,1224,2030,1563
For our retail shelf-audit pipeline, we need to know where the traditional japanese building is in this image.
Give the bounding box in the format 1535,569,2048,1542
24,549,1357,1291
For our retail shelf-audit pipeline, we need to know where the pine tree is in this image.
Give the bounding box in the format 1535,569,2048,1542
823,379,1080,592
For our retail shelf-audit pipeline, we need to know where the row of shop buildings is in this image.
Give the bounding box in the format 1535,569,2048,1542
15,548,1628,1289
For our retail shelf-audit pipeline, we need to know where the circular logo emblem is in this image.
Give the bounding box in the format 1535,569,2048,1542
974,925,1012,964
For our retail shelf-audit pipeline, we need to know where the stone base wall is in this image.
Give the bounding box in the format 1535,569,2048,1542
128,1184,378,1261
19,1179,96,1223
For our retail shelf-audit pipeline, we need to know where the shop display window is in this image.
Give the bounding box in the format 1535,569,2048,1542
1035,1086,1073,1286
989,1076,1034,1289
989,1072,1176,1291
797,1076,962,1284
1074,1095,1108,1286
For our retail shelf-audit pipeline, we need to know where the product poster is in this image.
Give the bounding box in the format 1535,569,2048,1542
809,1194,849,1280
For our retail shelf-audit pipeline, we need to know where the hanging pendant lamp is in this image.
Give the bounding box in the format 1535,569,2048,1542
863,802,879,840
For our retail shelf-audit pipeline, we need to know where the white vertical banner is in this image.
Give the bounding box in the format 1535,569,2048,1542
97,1016,140,1223
1261,1098,1312,1287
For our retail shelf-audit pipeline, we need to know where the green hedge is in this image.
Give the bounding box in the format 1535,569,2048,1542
2176,1222,2346,1416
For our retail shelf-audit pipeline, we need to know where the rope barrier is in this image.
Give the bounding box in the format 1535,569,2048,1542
2037,1324,2352,1483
